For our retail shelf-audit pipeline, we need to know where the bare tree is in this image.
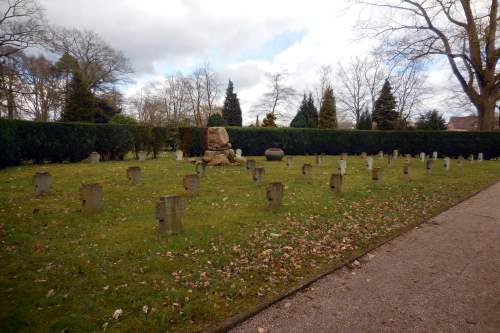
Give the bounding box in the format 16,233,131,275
336,57,371,124
186,67,206,126
355,0,499,130
46,27,132,92
0,0,45,59
254,71,297,121
199,62,220,116
314,65,334,109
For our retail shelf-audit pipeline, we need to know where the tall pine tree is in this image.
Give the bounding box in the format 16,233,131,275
372,80,399,130
290,93,318,128
318,86,337,128
61,68,98,122
357,107,373,129
221,80,242,126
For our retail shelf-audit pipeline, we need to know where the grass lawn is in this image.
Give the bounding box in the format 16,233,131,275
1,154,499,332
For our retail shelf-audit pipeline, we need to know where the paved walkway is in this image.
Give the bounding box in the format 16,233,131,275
232,182,500,333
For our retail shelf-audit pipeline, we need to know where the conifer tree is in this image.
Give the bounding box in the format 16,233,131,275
372,80,399,130
61,69,98,122
290,93,318,128
357,107,373,130
221,80,242,126
318,86,337,128
207,113,227,127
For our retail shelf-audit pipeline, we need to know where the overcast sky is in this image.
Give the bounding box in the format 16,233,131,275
38,0,464,124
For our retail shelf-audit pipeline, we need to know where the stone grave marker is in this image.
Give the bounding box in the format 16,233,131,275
378,151,384,159
80,183,102,213
387,155,394,166
444,157,451,172
420,152,426,162
366,156,373,171
302,163,312,179
372,168,383,187
403,163,411,181
266,182,284,209
338,159,347,176
330,173,343,194
468,154,474,162
478,153,484,162
195,162,207,178
361,152,367,159
432,151,438,160
236,149,242,157
176,150,184,161
138,150,147,162
155,195,184,235
341,153,348,160
393,149,399,159
287,156,293,168
458,156,464,168
405,154,411,162
89,152,100,164
33,172,52,196
315,154,322,166
126,166,141,185
246,159,256,172
182,174,200,196
252,167,265,184
426,159,434,174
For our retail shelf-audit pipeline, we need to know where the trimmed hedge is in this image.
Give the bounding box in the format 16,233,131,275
182,127,500,159
0,119,176,168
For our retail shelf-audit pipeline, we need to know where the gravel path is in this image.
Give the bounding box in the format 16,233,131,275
231,181,500,333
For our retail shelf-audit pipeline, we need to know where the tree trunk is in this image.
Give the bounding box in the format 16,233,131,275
478,98,496,131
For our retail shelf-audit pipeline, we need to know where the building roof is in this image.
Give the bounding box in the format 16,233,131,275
448,116,478,131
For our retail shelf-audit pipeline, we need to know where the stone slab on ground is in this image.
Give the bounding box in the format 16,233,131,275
231,181,500,333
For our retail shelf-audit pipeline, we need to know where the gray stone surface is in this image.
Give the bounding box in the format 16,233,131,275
232,182,500,333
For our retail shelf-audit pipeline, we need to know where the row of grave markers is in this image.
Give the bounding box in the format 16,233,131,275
32,150,486,236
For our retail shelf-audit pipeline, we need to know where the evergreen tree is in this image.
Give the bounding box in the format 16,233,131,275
372,80,399,130
207,113,228,127
318,86,337,128
221,80,242,126
415,110,447,130
262,112,277,127
61,69,98,122
290,93,318,128
357,107,373,129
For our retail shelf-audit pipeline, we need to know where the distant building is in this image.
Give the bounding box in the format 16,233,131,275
447,116,479,131
447,115,499,131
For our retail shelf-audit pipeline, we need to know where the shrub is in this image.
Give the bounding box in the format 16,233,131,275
94,124,135,160
180,127,500,159
110,114,139,126
207,114,227,127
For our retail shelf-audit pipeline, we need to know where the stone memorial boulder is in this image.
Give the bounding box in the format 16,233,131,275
202,127,244,166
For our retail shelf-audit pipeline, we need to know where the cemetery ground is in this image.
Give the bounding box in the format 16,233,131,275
1,154,499,332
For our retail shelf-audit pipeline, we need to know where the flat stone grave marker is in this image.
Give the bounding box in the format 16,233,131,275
458,156,464,167
361,152,367,159
195,162,207,178
393,149,399,159
89,152,100,164
378,151,384,158
287,156,293,168
432,151,438,160
403,163,411,181
80,183,102,213
330,173,343,194
182,174,200,196
127,166,141,185
420,152,426,162
246,159,256,172
155,195,184,235
266,182,284,209
468,154,474,162
338,159,347,176
426,159,434,174
302,163,312,179
176,150,184,161
478,153,484,161
33,172,52,196
366,157,373,171
138,150,147,162
252,167,265,184
236,149,242,157
372,168,383,187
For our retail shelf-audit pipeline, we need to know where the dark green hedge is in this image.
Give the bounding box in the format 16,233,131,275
0,119,176,168
183,127,500,159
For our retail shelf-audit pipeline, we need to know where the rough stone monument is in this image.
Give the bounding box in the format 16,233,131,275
33,172,52,196
155,195,184,235
266,182,284,209
89,152,100,164
80,183,102,213
127,166,141,185
202,127,245,166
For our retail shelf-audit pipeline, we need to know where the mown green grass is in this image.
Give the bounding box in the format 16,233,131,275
0,154,499,332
